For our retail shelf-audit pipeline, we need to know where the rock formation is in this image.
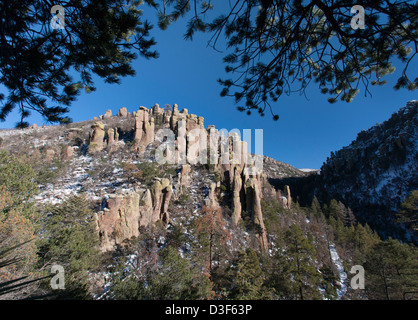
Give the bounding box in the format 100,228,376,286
45,149,56,162
89,122,106,153
134,107,155,147
151,178,172,225
104,109,112,119
85,103,273,251
232,166,243,225
204,182,219,209
284,185,292,209
118,107,128,117
244,174,268,250
179,164,191,188
96,178,173,251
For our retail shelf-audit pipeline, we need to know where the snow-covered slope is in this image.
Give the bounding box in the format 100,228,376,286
320,101,418,242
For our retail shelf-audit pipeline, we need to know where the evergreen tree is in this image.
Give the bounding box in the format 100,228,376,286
228,248,269,300
194,206,230,277
37,194,102,299
266,238,293,299
0,0,158,126
0,187,38,298
397,190,418,232
0,150,37,219
310,196,324,220
364,239,418,300
284,225,322,300
149,246,213,300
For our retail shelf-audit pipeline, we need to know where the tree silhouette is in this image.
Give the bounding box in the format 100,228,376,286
157,0,418,120
0,0,158,127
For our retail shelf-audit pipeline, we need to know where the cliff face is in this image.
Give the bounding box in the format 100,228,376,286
320,101,418,241
0,104,305,252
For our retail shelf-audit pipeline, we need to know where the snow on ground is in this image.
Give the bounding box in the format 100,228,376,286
298,168,319,172
329,244,347,299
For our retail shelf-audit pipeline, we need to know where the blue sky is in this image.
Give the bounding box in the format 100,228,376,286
0,4,417,169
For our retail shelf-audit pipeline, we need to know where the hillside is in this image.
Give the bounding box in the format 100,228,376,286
319,100,418,242
0,103,416,300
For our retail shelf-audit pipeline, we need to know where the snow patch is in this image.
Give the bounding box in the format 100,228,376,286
329,244,347,299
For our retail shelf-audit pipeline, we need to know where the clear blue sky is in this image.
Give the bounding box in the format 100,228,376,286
0,5,417,169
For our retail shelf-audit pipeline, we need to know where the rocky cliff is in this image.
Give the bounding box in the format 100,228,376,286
0,104,308,252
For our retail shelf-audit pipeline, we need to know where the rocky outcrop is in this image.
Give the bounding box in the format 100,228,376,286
45,148,56,162
244,175,268,250
96,188,153,251
204,182,219,209
89,122,106,153
151,178,172,224
118,107,128,117
179,164,191,188
232,166,243,225
96,178,173,251
104,109,112,119
134,107,155,147
284,185,292,209
87,103,276,251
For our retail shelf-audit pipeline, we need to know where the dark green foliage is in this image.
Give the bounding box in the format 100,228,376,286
36,157,68,186
37,194,102,299
0,150,37,212
283,225,322,300
0,0,158,127
157,0,417,119
165,224,187,249
110,245,213,300
0,240,47,298
175,192,190,206
261,199,282,234
397,190,418,231
364,238,418,300
135,161,161,186
319,102,417,241
148,246,209,299
227,248,270,300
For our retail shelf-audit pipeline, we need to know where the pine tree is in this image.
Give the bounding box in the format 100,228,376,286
0,0,158,126
157,0,417,119
0,187,38,298
284,225,322,300
228,248,269,300
365,239,418,300
148,246,212,300
397,190,418,232
0,150,37,220
194,206,231,277
37,194,102,299
310,196,324,219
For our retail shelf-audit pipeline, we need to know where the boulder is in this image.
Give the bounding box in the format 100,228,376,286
104,109,112,119
89,122,105,153
118,107,128,117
